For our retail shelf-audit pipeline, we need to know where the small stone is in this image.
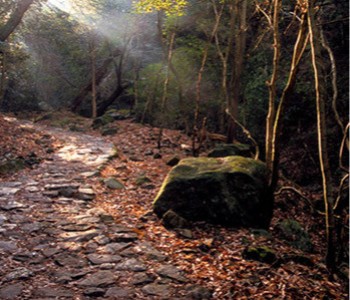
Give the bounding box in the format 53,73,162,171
134,242,166,262
0,187,20,196
42,247,61,257
0,214,8,225
0,283,24,299
0,201,27,211
103,242,132,254
156,265,188,283
111,232,138,242
78,187,96,201
5,267,33,281
104,177,125,189
115,258,147,272
76,270,117,287
0,241,17,252
34,287,74,298
54,253,87,268
166,156,180,166
141,283,171,297
162,209,190,229
105,287,133,298
132,273,156,286
176,229,194,239
59,229,100,242
87,254,122,265
242,246,277,264
185,285,212,299
83,288,106,297
153,153,162,159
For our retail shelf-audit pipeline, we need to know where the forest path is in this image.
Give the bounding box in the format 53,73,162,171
0,118,198,300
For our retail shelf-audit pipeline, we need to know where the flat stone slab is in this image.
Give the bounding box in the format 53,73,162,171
59,229,100,242
0,241,18,252
0,201,27,211
0,283,24,300
87,253,122,265
105,287,134,298
115,258,147,272
156,265,188,283
141,283,172,298
34,287,74,298
0,187,21,196
76,270,117,287
54,253,88,268
102,242,132,254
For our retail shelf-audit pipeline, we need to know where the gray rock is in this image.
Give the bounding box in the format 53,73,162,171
111,232,138,242
42,247,61,257
103,242,132,254
78,187,95,201
185,285,212,299
76,270,117,287
0,187,20,196
0,213,8,225
87,254,122,265
105,287,134,298
5,267,33,281
141,283,172,297
0,283,24,299
34,287,74,298
54,253,87,268
0,201,27,211
156,265,188,283
132,273,156,285
134,242,166,262
115,258,147,272
59,229,100,242
104,177,125,189
83,288,106,297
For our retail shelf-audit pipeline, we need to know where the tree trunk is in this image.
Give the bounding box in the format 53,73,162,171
90,35,97,118
0,0,34,42
269,10,309,190
227,0,247,143
307,0,336,271
96,84,124,116
265,0,281,172
71,48,120,112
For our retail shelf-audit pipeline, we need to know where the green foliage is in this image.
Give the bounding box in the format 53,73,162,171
133,0,188,16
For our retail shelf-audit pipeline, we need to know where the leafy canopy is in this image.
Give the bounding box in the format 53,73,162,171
133,0,188,16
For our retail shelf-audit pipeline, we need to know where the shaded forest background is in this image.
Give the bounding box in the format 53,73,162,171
0,0,349,275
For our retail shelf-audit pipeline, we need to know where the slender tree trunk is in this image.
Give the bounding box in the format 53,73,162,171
157,31,176,149
71,48,120,112
192,1,223,156
307,0,336,270
227,0,248,143
269,11,309,190
265,0,281,172
90,36,97,118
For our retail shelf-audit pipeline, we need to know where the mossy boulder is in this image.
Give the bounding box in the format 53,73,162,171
153,156,273,228
276,219,313,252
207,143,252,158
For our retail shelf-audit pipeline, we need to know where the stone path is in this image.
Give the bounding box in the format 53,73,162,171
0,121,209,299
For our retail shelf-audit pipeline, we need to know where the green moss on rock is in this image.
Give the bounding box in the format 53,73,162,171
153,156,272,228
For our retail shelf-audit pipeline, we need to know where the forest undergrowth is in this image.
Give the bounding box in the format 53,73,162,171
0,111,348,299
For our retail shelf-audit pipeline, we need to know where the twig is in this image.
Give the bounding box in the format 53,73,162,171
274,186,314,213
225,108,259,160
